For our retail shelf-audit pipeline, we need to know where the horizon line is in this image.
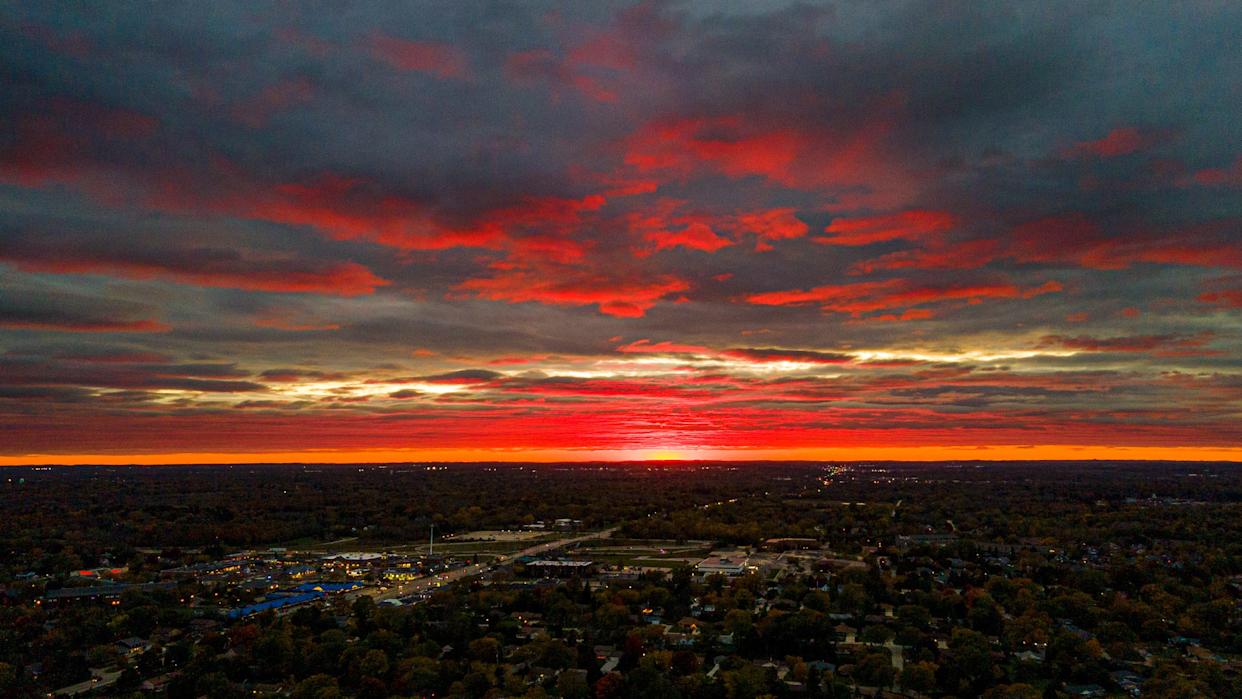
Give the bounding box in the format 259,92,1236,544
4,444,1242,466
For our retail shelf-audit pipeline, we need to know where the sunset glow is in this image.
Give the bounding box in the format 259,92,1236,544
2,3,1241,464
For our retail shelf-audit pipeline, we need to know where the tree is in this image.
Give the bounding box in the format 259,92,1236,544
839,583,868,615
724,609,753,637
470,637,502,663
723,664,768,699
357,676,388,699
897,604,932,629
359,648,389,679
860,625,892,644
981,684,1040,699
595,672,624,699
352,595,376,633
462,670,494,699
253,627,295,678
559,670,590,699
396,657,440,696
948,627,995,687
854,652,895,688
670,650,700,675
0,663,14,693
900,661,937,693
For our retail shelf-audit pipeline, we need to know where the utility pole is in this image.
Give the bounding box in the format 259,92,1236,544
429,523,435,557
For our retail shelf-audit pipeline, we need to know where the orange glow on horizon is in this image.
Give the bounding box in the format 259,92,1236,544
3,444,1241,466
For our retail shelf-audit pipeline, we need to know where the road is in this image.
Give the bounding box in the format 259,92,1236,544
368,526,620,601
53,669,122,696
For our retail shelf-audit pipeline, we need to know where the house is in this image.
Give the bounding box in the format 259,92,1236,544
141,673,177,693
690,600,717,618
1014,649,1044,663
664,632,694,648
116,637,150,657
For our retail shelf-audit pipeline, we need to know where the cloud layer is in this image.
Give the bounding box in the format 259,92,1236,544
1,1,1240,460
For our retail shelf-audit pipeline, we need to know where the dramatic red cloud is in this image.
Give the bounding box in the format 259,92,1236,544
252,176,606,255
1129,220,1242,269
642,221,732,253
1007,215,1242,270
818,210,956,246
6,4,1242,465
251,176,496,250
616,339,712,354
1008,214,1115,267
1192,157,1242,187
621,202,737,255
487,194,607,230
1064,127,1160,158
456,270,689,317
849,238,1001,274
737,208,809,240
1198,289,1242,307
625,116,801,182
747,279,1061,315
368,33,469,79
622,102,906,199
3,251,388,296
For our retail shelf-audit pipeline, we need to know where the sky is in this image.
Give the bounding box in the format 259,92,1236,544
2,1,1241,464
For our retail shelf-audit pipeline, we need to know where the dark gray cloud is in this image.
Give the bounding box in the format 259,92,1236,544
0,1,1240,456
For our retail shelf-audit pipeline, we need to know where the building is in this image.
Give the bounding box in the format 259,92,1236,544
762,538,819,551
115,637,150,658
525,559,595,577
696,555,749,576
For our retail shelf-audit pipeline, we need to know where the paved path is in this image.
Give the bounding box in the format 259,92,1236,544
53,669,122,696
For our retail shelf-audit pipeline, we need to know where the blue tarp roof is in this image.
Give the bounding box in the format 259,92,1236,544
226,582,365,618
227,591,321,619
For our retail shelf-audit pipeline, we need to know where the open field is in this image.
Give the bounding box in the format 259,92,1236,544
442,529,547,542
